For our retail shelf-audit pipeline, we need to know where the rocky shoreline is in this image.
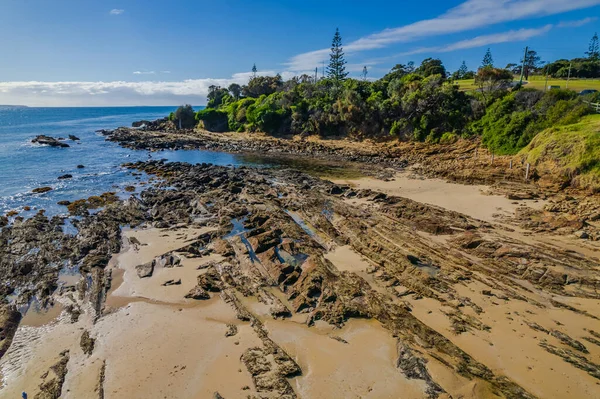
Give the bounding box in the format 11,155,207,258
100,124,600,238
0,124,599,398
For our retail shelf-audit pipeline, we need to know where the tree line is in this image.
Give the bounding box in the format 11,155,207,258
171,29,598,155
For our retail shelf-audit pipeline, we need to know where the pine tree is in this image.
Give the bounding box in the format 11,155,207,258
327,28,348,82
252,63,257,78
586,32,599,61
481,48,494,68
458,61,468,79
362,66,368,81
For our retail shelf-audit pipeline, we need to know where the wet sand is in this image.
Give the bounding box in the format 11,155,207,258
266,319,427,399
68,300,261,398
1,226,433,399
0,227,262,398
331,170,546,223
405,280,600,399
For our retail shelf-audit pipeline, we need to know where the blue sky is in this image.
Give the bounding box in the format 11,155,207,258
0,0,599,106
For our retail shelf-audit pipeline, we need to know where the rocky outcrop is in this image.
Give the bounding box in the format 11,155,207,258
225,324,238,337
185,286,210,300
2,156,597,398
0,306,21,360
35,350,70,399
80,330,95,356
33,187,53,194
32,135,70,148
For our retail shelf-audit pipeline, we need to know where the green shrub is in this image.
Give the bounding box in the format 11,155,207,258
473,89,590,154
195,108,228,132
440,132,458,144
173,105,196,129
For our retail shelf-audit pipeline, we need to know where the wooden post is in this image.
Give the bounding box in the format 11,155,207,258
491,153,494,165
509,160,513,169
525,163,530,180
474,148,478,159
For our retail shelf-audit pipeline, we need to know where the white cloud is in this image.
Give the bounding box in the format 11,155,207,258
109,9,124,15
286,0,600,70
160,71,172,74
558,17,598,27
133,71,156,75
0,70,297,107
399,25,553,56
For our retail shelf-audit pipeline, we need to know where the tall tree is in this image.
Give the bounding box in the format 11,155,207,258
228,83,242,100
327,28,348,82
173,105,196,129
361,66,368,81
523,49,543,80
458,61,468,79
482,48,494,68
406,61,415,73
474,67,513,101
242,75,283,98
586,32,600,61
207,86,230,108
381,64,408,82
505,63,519,73
252,63,257,78
416,58,447,78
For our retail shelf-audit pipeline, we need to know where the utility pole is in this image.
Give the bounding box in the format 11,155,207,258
314,67,318,83
566,62,572,89
519,46,528,86
322,60,325,79
544,65,549,92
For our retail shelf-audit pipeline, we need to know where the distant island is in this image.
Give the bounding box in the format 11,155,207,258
0,105,29,108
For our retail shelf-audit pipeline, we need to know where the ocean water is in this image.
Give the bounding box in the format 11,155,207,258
0,106,250,217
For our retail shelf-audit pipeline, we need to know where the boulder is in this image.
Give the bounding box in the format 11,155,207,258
68,135,80,141
76,164,85,169
197,269,222,292
32,135,70,148
247,230,281,254
132,120,151,128
32,187,53,194
136,260,155,278
574,230,589,239
58,174,73,180
185,286,210,300
225,324,238,337
80,330,95,355
157,253,181,268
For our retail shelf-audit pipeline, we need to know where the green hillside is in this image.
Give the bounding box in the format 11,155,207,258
520,114,600,190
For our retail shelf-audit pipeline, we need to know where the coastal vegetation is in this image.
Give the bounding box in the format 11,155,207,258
186,30,600,157
521,114,600,189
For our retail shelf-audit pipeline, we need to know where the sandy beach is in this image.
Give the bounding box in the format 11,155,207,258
1,159,598,399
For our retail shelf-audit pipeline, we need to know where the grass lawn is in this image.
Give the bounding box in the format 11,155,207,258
455,77,600,92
